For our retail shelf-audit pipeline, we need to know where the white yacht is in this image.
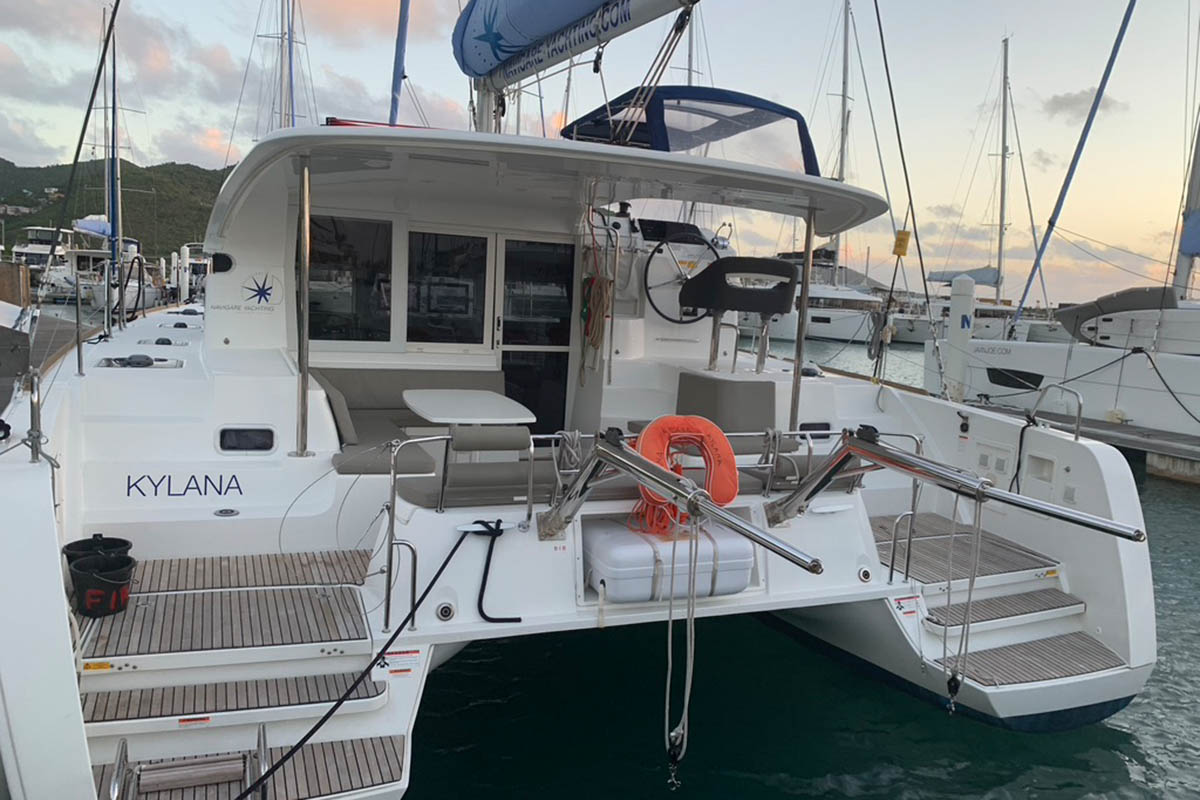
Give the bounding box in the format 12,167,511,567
11,226,76,272
770,281,882,342
0,114,1156,798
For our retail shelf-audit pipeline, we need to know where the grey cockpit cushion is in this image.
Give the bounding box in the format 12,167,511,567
311,369,358,445
331,410,435,476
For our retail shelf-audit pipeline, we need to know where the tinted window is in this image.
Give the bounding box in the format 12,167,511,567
307,216,392,341
502,351,569,435
638,219,706,245
219,428,274,451
503,241,574,347
407,232,488,344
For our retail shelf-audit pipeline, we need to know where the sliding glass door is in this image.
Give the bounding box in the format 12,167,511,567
498,239,575,435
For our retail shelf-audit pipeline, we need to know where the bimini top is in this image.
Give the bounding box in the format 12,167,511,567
204,126,886,249
561,85,821,177
1055,286,1178,343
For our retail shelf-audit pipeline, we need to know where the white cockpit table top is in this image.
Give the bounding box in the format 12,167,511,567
401,389,536,425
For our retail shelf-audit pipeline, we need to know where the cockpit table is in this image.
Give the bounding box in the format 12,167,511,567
401,389,536,425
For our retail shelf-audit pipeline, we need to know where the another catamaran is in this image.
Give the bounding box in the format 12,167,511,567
0,2,1154,798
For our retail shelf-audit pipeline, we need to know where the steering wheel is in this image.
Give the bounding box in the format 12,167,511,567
641,231,721,324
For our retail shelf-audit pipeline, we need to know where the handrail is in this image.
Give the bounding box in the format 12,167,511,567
384,435,448,633
384,539,418,633
887,510,914,584
1030,382,1084,441
538,430,824,574
109,737,128,800
256,723,268,799
766,426,1146,542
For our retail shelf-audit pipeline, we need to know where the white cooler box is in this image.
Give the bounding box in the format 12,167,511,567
582,518,755,603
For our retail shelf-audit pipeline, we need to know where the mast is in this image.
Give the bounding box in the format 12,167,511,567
112,21,126,327
102,3,112,336
1174,109,1200,297
686,13,695,86
388,0,412,125
102,5,110,225
996,36,1010,302
830,0,850,280
278,0,288,128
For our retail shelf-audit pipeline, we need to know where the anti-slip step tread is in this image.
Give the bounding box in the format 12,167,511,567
875,528,1057,584
82,586,367,659
925,588,1083,627
93,735,405,799
936,631,1126,686
133,550,372,593
81,672,385,723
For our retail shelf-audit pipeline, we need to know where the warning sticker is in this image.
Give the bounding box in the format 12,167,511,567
83,662,111,672
891,596,920,617
384,649,421,676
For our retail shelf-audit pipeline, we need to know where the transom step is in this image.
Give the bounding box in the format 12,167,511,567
133,550,372,593
82,586,368,659
937,631,1126,686
93,735,405,799
925,588,1084,628
82,672,385,726
871,513,1057,584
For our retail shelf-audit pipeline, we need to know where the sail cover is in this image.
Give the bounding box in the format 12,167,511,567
453,0,609,78
453,0,689,88
561,85,821,176
73,215,111,239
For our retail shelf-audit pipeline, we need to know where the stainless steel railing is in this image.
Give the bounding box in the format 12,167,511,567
538,431,823,574
1030,382,1084,441
765,427,1146,542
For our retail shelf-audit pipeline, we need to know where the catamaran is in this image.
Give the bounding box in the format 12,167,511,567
0,1,1155,798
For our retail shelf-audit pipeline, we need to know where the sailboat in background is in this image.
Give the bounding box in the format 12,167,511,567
891,37,1070,345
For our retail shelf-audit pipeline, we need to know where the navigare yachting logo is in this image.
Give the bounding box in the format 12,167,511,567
242,272,281,306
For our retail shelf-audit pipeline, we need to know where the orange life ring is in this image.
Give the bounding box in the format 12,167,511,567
630,415,738,535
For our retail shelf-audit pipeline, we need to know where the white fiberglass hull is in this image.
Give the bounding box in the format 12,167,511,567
923,338,1200,436
766,308,872,342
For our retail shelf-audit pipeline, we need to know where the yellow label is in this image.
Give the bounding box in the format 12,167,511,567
83,662,111,672
680,261,699,272
1044,569,1059,578
892,230,911,257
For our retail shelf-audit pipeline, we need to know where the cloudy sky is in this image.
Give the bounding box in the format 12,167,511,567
1,0,1195,302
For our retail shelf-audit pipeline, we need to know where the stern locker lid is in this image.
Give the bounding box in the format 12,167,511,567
582,518,754,603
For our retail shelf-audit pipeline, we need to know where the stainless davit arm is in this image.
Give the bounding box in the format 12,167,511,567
765,426,1147,542
537,430,824,574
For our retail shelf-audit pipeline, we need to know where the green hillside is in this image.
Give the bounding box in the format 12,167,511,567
0,157,230,258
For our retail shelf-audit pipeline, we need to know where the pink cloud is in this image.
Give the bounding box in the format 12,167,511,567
156,122,239,169
303,0,458,45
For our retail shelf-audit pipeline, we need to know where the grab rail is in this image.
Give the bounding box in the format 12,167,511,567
109,737,128,800
383,435,448,633
1030,383,1084,441
765,426,1145,542
538,430,824,574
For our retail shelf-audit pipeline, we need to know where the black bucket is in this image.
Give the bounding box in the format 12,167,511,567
70,555,136,618
62,533,132,565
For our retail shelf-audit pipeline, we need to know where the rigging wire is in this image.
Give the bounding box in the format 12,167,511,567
1055,233,1166,282
807,0,842,126
849,7,906,290
1007,80,1052,309
870,0,945,384
942,92,1000,270
1055,225,1173,267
